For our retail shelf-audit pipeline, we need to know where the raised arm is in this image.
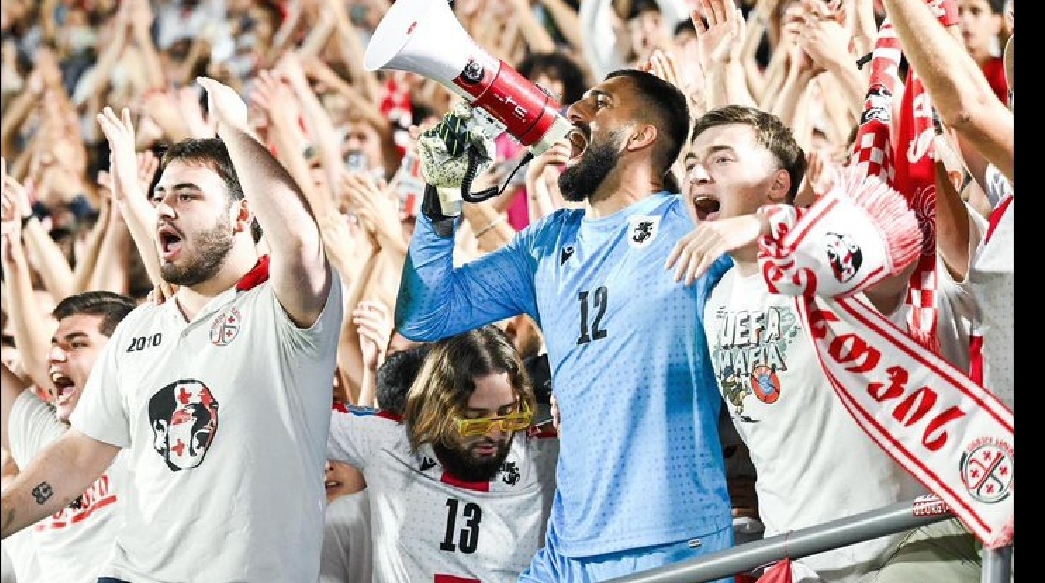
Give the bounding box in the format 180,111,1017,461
506,0,558,54
96,108,168,294
1,160,55,391
881,0,1014,183
694,1,757,111
536,0,583,52
275,52,347,219
197,76,332,327
127,0,166,92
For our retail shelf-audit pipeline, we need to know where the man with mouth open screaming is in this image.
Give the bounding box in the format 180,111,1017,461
396,67,735,583
2,291,136,583
1,76,343,583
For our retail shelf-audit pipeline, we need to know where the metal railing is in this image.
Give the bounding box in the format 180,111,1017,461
604,498,1013,583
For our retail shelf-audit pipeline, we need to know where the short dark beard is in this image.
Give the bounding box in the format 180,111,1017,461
558,132,623,202
433,437,512,483
160,219,234,287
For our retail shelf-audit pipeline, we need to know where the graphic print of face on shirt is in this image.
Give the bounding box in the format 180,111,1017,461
149,379,220,471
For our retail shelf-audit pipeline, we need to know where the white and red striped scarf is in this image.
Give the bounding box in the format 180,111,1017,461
758,0,1014,550
756,169,1014,549
847,16,941,352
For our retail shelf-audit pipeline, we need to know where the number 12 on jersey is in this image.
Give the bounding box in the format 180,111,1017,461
577,286,608,345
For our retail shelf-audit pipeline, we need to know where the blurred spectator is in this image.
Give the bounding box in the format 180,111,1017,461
957,0,1009,104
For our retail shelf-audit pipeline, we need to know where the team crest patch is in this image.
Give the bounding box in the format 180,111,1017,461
959,436,1013,504
823,232,863,283
501,461,521,486
210,308,242,347
860,84,893,125
627,216,659,248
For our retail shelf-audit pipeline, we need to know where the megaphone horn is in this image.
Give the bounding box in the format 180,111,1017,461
363,0,573,156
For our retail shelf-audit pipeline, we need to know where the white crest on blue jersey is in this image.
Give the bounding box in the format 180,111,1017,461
627,215,660,249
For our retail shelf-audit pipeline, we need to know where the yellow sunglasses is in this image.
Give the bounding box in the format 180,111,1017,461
455,402,533,437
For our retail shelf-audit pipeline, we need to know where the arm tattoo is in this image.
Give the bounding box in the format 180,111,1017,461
30,482,55,505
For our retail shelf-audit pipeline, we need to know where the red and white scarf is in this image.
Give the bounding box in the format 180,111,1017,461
757,166,1014,549
763,0,1014,549
847,15,945,352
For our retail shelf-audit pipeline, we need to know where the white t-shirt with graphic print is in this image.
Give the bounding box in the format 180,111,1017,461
328,411,558,583
704,269,928,583
8,391,128,583
70,270,343,583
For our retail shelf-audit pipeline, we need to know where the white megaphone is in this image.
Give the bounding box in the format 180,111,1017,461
363,0,574,157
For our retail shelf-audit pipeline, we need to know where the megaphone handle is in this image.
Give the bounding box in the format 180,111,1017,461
460,147,534,203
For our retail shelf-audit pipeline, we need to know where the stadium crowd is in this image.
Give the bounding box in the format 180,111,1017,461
0,0,1013,581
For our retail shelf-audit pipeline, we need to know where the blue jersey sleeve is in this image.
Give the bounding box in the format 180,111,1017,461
394,213,541,341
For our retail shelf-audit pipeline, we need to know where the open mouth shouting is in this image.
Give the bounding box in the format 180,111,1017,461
50,369,76,406
157,224,184,262
565,125,590,167
691,195,721,222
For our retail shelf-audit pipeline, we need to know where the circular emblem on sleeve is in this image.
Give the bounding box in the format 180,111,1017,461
210,308,242,347
959,437,1013,504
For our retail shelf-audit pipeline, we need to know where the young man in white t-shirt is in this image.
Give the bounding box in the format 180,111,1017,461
1,291,137,583
0,77,343,583
328,326,558,583
667,105,981,583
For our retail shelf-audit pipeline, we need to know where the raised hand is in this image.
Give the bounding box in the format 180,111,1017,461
137,150,160,194
693,0,746,66
146,281,179,305
340,171,405,254
353,300,393,373
665,214,767,285
127,0,155,36
644,49,684,91
140,88,191,141
0,158,17,237
1,158,31,259
273,51,309,92
797,0,854,72
176,86,214,138
249,69,299,124
524,138,569,187
795,149,838,207
197,76,250,134
1,157,33,225
96,107,141,202
317,211,361,271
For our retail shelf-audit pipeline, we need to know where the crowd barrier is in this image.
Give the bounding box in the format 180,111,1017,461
603,496,1013,583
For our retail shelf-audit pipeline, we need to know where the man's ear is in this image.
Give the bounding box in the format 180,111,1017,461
767,168,791,204
626,124,658,152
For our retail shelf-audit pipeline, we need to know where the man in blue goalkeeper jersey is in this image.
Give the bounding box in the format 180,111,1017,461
396,68,733,582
